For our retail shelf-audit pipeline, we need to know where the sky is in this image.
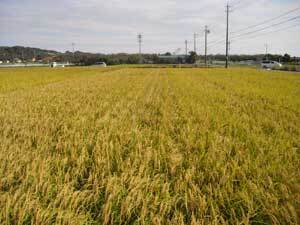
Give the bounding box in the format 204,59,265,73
0,0,300,56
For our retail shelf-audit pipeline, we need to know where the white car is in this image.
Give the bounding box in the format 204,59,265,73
261,60,282,69
94,62,107,67
50,62,65,68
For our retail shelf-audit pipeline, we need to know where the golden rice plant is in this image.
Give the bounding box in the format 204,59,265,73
0,67,299,225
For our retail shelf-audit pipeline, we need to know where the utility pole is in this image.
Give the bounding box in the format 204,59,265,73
185,40,188,56
225,3,231,68
194,33,197,53
21,49,24,62
138,34,142,55
265,43,268,60
204,26,210,66
227,41,231,63
138,34,142,63
72,43,75,63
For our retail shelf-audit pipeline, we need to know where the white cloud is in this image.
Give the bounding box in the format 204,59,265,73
0,0,299,55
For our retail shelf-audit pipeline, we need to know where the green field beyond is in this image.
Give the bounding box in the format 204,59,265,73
0,67,299,225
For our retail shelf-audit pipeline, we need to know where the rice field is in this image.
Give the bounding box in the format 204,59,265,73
0,67,299,225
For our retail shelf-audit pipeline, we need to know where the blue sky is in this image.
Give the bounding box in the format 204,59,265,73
0,0,300,55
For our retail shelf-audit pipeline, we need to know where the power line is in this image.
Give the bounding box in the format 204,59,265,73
232,0,255,11
222,23,300,56
231,6,300,34
207,41,225,50
231,15,300,39
232,22,300,42
196,33,204,52
231,0,244,7
207,5,300,54
231,0,247,9
208,21,300,51
207,38,225,46
208,7,300,47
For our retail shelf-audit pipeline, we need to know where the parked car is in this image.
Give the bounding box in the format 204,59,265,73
94,62,107,67
50,62,66,68
261,60,282,69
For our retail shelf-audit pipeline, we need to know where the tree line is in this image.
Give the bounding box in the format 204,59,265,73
0,46,298,65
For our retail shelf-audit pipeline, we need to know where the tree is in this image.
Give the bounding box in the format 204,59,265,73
187,51,197,64
282,53,291,63
152,54,160,64
127,54,140,64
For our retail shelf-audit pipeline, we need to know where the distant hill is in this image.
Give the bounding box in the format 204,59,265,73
0,46,61,61
0,46,148,65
